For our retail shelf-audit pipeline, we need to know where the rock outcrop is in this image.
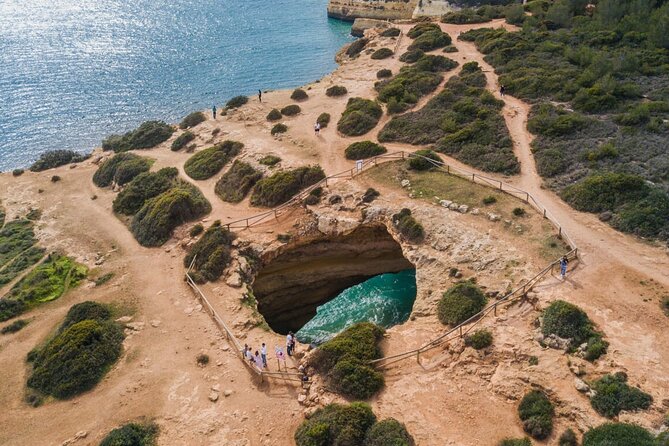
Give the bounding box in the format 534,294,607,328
327,0,418,21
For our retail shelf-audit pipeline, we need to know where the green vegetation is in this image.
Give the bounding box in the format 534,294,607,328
303,187,323,206
326,85,348,97
102,121,174,153
0,217,40,269
499,439,531,446
179,111,206,129
93,153,152,187
51,175,61,182
371,48,393,60
559,428,578,446
399,49,424,63
362,188,380,203
392,208,424,243
317,112,331,128
542,300,608,361
27,301,123,399
130,180,211,247
364,418,415,446
483,195,497,205
189,224,203,237
407,149,441,171
1,319,29,335
380,27,401,38
29,150,89,172
590,373,652,418
337,98,383,136
100,422,158,446
259,155,281,166
518,390,554,440
215,160,263,203
407,23,451,51
582,423,655,446
377,69,392,79
184,221,235,283
309,322,385,400
295,402,376,446
0,246,46,287
12,169,24,176
513,207,526,217
171,130,195,151
183,140,243,180
345,141,387,160
281,104,301,116
226,95,248,109
441,5,505,24
94,272,114,287
250,165,325,207
437,281,487,326
346,38,368,57
196,353,210,366
267,108,282,121
271,123,288,135
464,329,493,350
112,167,179,215
291,88,309,101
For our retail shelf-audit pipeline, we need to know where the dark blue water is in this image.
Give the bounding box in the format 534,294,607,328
0,0,352,170
296,270,417,345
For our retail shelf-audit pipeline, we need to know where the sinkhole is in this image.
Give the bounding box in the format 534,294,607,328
251,224,417,343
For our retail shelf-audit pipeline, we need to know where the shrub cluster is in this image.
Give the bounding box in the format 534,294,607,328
29,150,89,172
407,149,441,171
542,300,608,360
371,48,393,60
337,98,383,136
0,219,43,287
1,319,29,335
100,422,158,446
184,140,243,180
380,27,401,38
271,123,288,135
281,104,301,116
112,167,178,215
441,5,505,24
171,130,195,151
93,153,152,187
344,141,387,160
291,88,309,101
102,121,174,152
259,155,281,166
399,49,424,63
266,108,282,121
392,208,424,243
346,38,369,57
215,160,263,203
518,390,554,440
559,428,578,446
317,112,331,128
376,69,392,79
184,221,235,283
437,281,487,326
326,85,348,97
582,423,655,446
590,373,653,418
250,166,325,207
226,95,248,109
464,329,493,349
179,111,206,129
407,23,451,52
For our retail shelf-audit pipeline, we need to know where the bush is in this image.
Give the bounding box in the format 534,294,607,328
1,319,29,335
317,113,331,128
12,169,24,177
100,422,158,446
377,69,392,79
371,48,394,60
438,281,487,326
329,356,384,399
499,439,531,446
559,428,578,446
215,160,263,203
362,188,380,203
59,301,112,334
408,29,452,52
590,373,652,418
380,27,401,37
464,329,493,349
513,207,526,217
51,175,61,183
281,104,301,116
196,353,209,366
291,88,309,101
189,223,203,237
94,273,114,287
407,23,440,39
407,150,441,171
30,150,88,172
582,423,655,446
225,95,248,109
179,111,206,129
131,180,211,247
184,222,235,282
250,166,325,207
295,402,377,446
392,208,424,243
364,418,415,446
93,153,152,187
266,108,282,121
271,123,288,135
102,121,174,152
483,195,497,205
184,140,243,180
326,85,348,97
337,98,383,137
345,141,387,160
399,49,425,63
259,155,281,166
171,131,195,151
518,390,554,439
542,300,600,347
346,38,369,57
112,167,178,215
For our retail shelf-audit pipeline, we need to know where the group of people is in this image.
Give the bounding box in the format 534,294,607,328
241,331,297,372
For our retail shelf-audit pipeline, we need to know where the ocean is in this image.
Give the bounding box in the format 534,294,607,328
0,0,352,170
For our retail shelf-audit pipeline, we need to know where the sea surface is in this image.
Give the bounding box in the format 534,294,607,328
0,0,352,170
296,269,417,345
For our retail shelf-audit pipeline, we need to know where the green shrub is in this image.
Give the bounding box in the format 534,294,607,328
408,29,452,51
267,108,282,121
0,246,45,287
12,169,24,176
541,300,608,360
271,123,288,135
291,88,309,101
50,175,60,183
559,428,578,446
464,329,493,349
437,281,487,326
281,104,301,116
93,153,152,187
392,208,424,243
346,38,369,57
171,131,195,151
184,222,235,283
1,319,29,335
329,357,384,399
499,439,531,446
590,373,652,418
131,180,211,247
380,27,401,38
225,95,248,109
184,140,243,180
30,150,89,172
189,223,203,237
662,297,669,316
259,155,281,166
215,160,263,203
196,353,210,366
364,418,415,446
371,48,394,60
179,111,206,129
513,207,526,217
362,188,380,203
102,121,174,152
112,167,178,215
250,166,325,207
100,422,158,446
345,141,387,160
442,7,499,24
0,300,26,322
407,150,441,171
528,104,589,138
337,98,383,136
295,402,376,446
94,273,114,286
377,69,392,79
407,23,440,39
518,390,554,440
317,113,331,128
326,85,348,97
59,301,112,334
582,423,655,446
0,219,38,269
399,49,425,63
483,195,497,205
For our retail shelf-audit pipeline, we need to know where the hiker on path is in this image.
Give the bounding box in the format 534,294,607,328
258,90,262,102
500,85,506,97
254,351,263,371
560,256,569,280
212,105,217,119
314,121,321,135
275,346,286,371
261,343,268,369
286,332,295,356
245,345,254,362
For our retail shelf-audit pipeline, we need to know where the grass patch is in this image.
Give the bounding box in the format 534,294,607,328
1,319,29,335
371,48,393,60
171,130,195,151
271,123,288,135
518,390,554,440
250,166,325,207
215,160,263,203
29,150,89,172
438,281,487,326
326,85,347,97
184,140,243,180
392,208,424,243
291,88,308,101
93,153,152,187
337,97,383,137
226,95,248,109
112,167,179,215
590,373,652,418
179,111,206,129
583,423,655,446
345,141,387,160
281,104,301,116
189,224,203,237
100,422,158,446
102,121,173,153
259,155,281,166
464,329,493,349
184,221,235,283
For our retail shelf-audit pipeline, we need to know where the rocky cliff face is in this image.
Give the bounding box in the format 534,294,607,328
327,0,419,21
251,224,413,333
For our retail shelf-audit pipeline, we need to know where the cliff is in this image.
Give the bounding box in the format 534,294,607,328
327,0,419,21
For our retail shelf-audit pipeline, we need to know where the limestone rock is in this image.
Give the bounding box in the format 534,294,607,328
440,200,452,208
574,378,590,393
487,213,501,222
226,272,243,288
448,203,459,211
401,179,410,188
458,204,469,214
224,389,233,397
208,391,220,402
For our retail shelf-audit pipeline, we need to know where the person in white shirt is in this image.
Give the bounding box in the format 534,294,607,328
261,343,268,369
286,332,294,356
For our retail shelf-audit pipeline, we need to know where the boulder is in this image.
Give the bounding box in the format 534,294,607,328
351,18,389,37
439,200,453,208
458,204,469,213
574,378,590,393
226,272,243,288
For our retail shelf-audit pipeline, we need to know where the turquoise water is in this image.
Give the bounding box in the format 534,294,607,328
0,0,353,170
296,270,417,345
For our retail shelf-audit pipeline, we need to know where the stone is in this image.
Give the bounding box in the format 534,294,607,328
574,378,590,393
351,18,389,37
212,384,221,392
401,179,410,188
226,272,243,288
116,316,133,323
297,394,307,404
471,208,480,215
458,204,469,213
487,213,501,222
448,203,459,211
238,257,251,276
126,322,144,331
224,389,233,397
208,391,219,402
328,195,342,205
150,320,161,328
599,211,613,222
440,200,453,208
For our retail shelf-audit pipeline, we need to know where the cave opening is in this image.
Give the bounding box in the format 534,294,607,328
251,224,417,339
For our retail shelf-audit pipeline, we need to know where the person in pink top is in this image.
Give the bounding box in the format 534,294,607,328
275,346,286,371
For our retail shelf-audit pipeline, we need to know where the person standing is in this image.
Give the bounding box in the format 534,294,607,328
212,105,217,119
560,256,569,280
254,351,263,371
258,90,262,102
275,346,286,371
314,121,321,135
500,85,506,97
286,332,294,356
261,343,268,369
